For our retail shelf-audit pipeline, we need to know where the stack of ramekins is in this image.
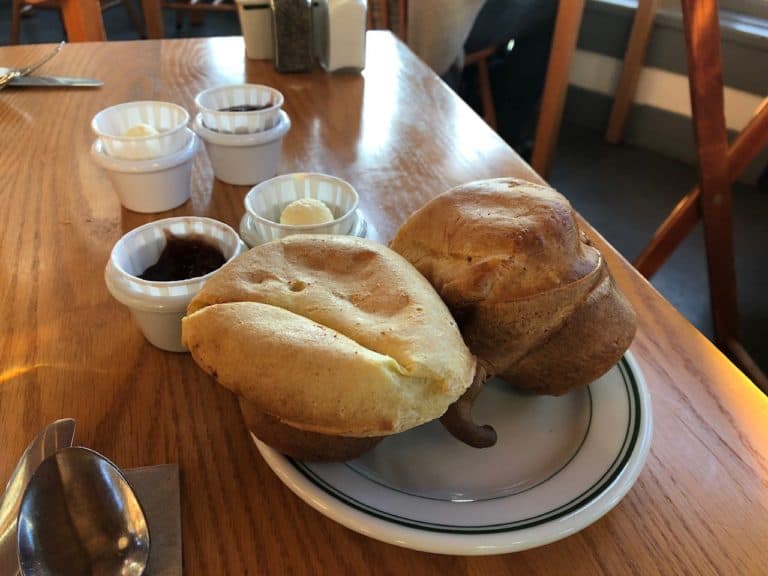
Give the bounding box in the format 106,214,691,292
94,87,358,354
105,217,246,352
91,101,198,213
193,84,291,186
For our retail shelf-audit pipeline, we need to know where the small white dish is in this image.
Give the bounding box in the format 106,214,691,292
91,129,199,213
255,353,653,555
194,110,290,186
104,217,247,352
236,0,274,60
91,101,190,160
194,84,284,134
243,172,359,241
239,208,367,247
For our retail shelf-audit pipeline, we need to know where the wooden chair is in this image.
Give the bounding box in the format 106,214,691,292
602,0,767,388
607,0,767,389
656,1,766,389
10,0,143,43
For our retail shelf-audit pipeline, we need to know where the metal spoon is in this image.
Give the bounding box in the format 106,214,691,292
0,419,76,576
17,447,150,576
0,41,65,90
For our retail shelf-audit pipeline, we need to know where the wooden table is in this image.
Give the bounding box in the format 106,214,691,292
1,33,767,574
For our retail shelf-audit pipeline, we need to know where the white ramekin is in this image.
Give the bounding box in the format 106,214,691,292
239,209,368,247
105,217,247,352
91,128,199,213
194,84,284,134
243,172,359,241
194,110,290,186
91,101,190,160
236,0,274,60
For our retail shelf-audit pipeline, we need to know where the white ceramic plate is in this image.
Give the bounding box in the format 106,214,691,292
255,352,652,555
239,209,367,248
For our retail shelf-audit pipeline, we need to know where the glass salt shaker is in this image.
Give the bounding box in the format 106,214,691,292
314,0,367,72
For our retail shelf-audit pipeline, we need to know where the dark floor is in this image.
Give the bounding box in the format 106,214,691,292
2,3,766,375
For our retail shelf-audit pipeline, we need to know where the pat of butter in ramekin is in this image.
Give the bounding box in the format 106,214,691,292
280,198,334,225
123,123,160,137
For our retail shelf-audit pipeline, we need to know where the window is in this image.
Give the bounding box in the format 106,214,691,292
658,0,768,20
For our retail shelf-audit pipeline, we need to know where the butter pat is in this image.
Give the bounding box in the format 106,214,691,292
280,198,334,225
123,123,159,138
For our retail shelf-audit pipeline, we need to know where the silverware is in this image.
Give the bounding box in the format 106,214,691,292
7,75,103,88
17,446,150,576
0,419,76,576
0,41,65,90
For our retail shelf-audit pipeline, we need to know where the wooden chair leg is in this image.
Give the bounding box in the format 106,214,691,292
10,0,23,44
367,0,373,29
634,188,700,278
367,0,389,30
635,98,768,276
368,0,403,37
476,58,496,130
122,0,146,37
380,0,389,30
60,0,106,41
531,0,586,179
397,0,406,41
605,0,658,144
726,98,768,180
635,97,768,278
680,0,739,348
464,46,498,130
141,0,165,38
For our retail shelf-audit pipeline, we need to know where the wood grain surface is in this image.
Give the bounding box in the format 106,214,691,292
1,34,767,575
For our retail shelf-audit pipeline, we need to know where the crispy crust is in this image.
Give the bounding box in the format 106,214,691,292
390,178,637,394
182,235,476,437
239,398,382,461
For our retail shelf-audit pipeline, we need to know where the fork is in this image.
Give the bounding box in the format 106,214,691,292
0,41,65,90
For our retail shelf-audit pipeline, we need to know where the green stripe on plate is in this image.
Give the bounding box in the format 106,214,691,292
291,357,642,534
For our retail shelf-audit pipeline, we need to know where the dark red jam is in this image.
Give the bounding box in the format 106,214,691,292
218,103,272,112
139,234,225,281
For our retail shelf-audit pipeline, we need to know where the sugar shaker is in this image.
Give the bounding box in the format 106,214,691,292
314,0,367,72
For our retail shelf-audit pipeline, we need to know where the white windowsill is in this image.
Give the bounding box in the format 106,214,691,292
591,0,768,49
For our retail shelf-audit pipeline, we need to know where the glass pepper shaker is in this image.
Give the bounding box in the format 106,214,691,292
270,0,314,72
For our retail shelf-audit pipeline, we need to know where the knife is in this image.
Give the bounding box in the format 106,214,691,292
8,75,103,88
